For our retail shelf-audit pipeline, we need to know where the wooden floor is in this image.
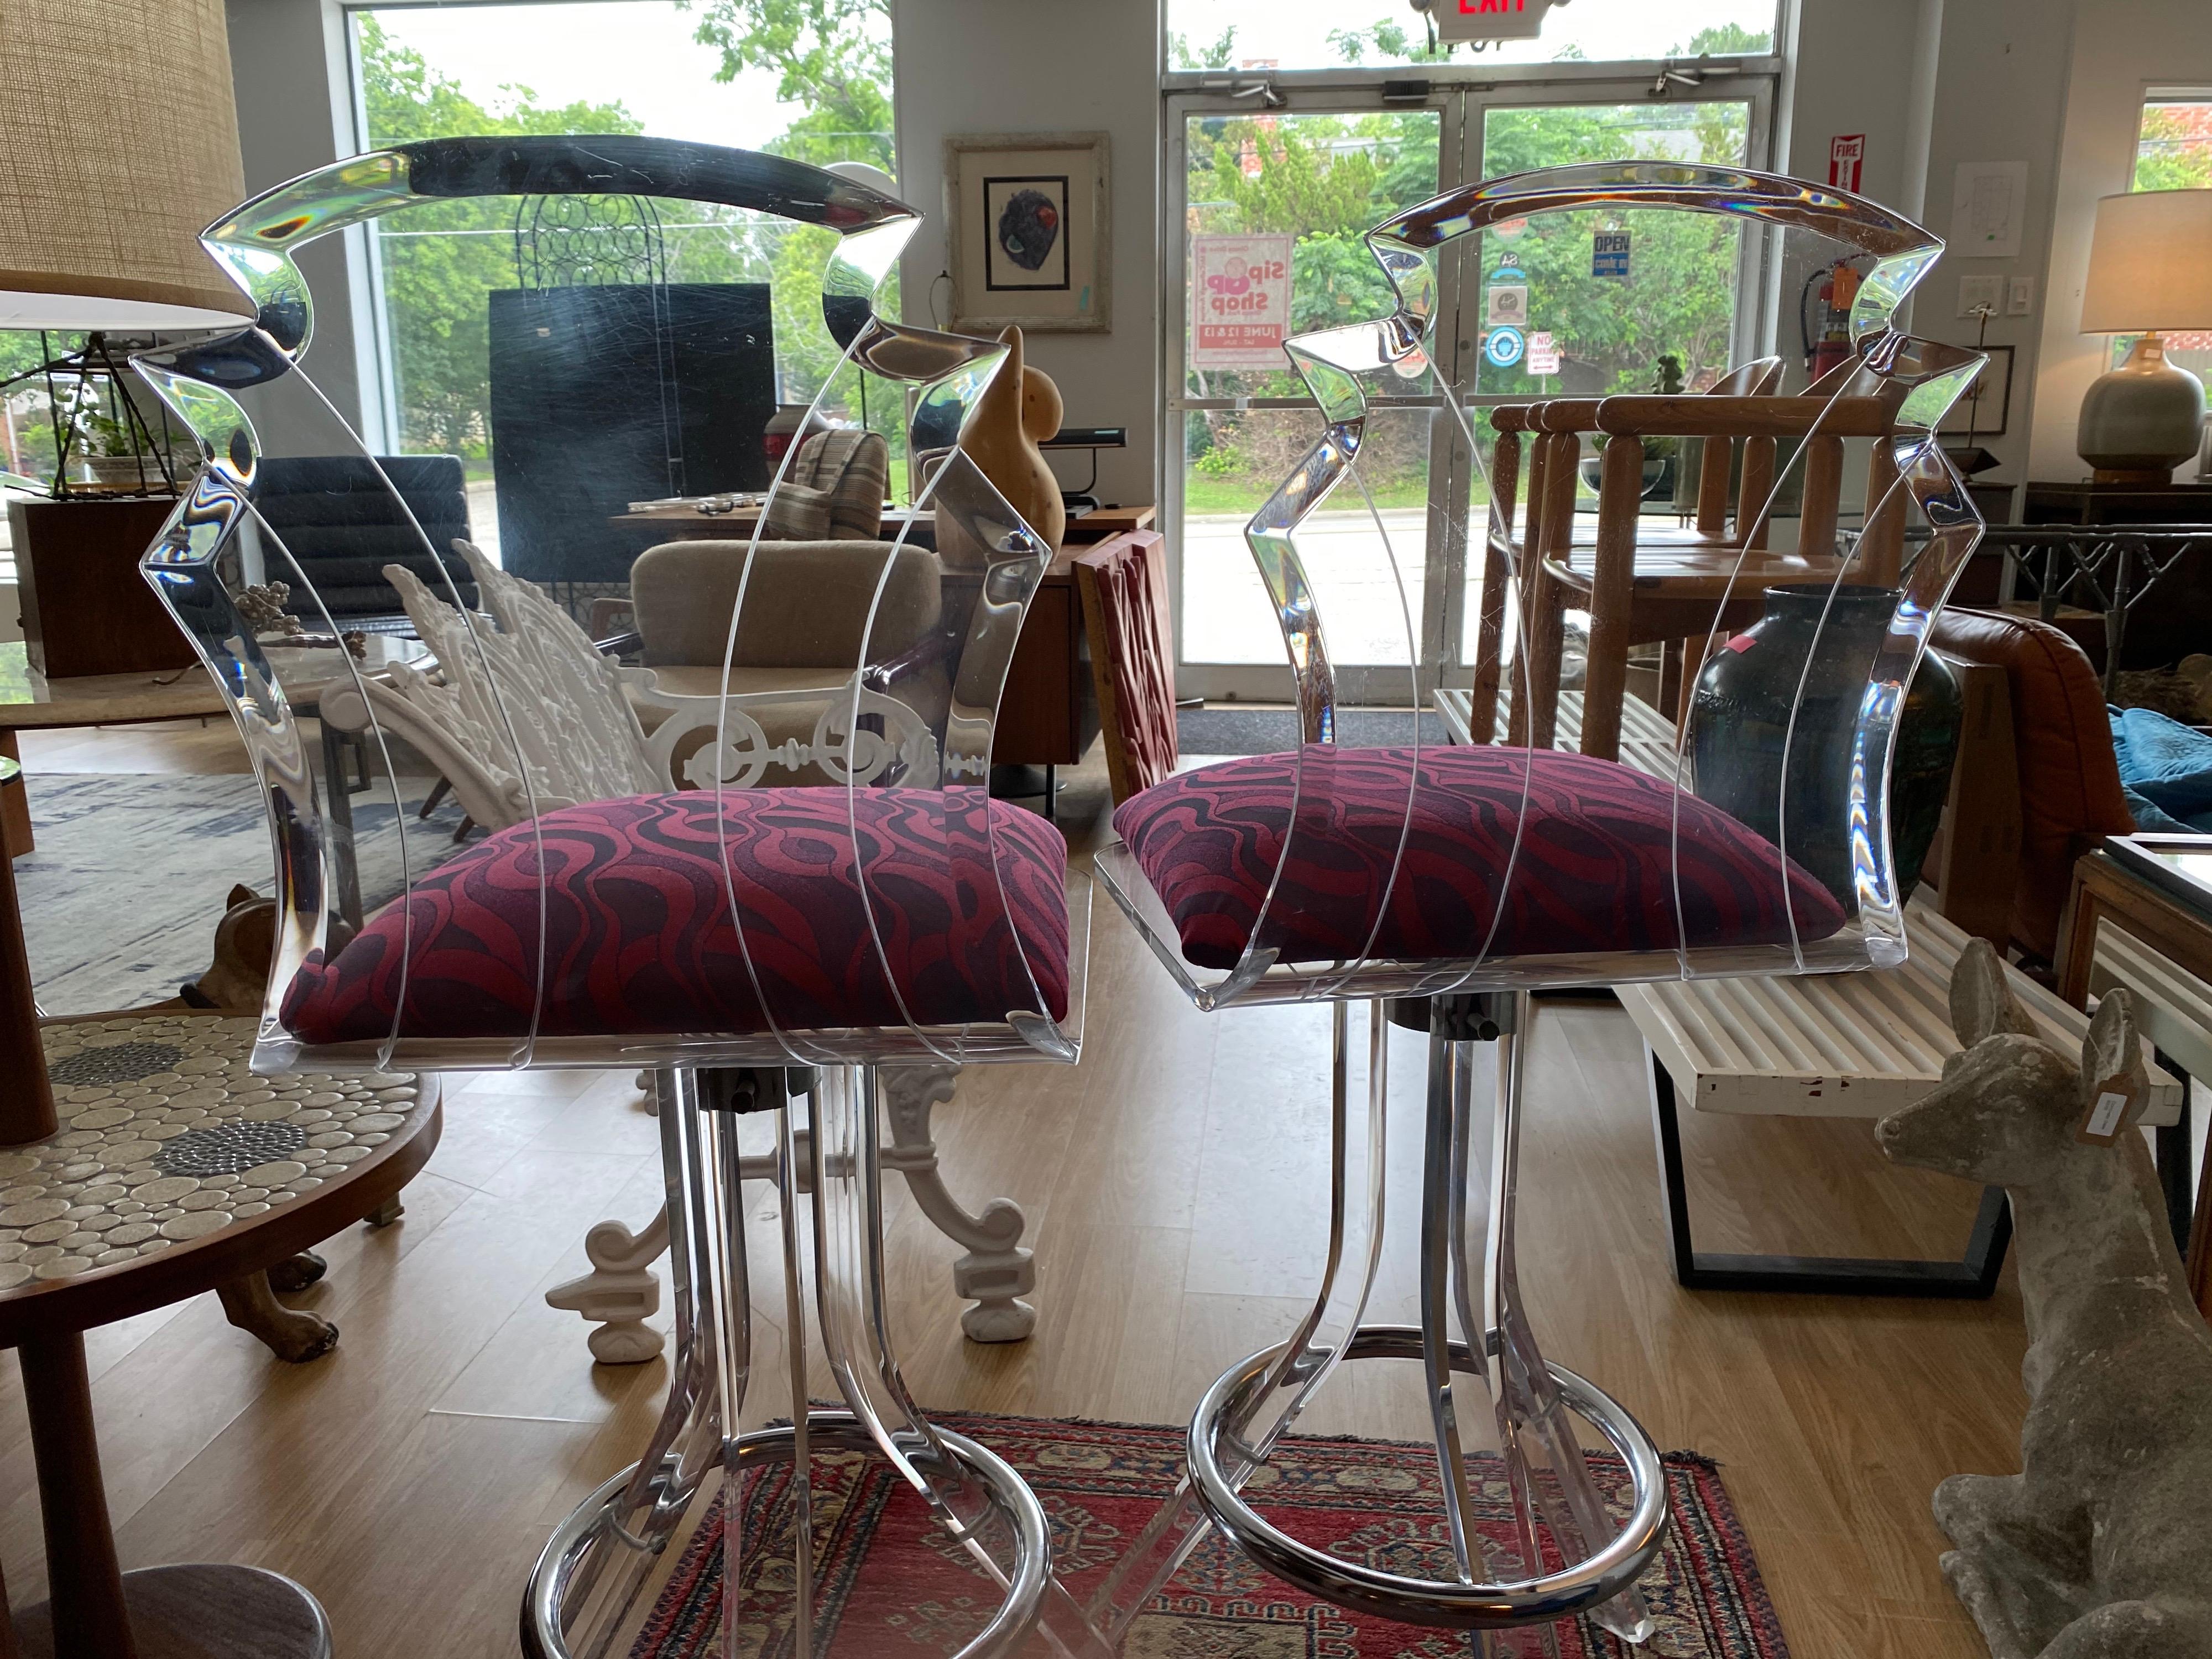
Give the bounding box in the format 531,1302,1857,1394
0,720,2027,1656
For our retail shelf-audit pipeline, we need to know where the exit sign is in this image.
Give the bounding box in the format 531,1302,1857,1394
1436,0,1561,43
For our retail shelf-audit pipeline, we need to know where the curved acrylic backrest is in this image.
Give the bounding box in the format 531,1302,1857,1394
1099,163,1985,1010
133,137,1082,1073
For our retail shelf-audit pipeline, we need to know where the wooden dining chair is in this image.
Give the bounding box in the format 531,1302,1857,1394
1468,357,1781,748
1495,388,1909,761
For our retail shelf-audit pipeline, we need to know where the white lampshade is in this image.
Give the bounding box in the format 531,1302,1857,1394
826,160,900,200
0,0,255,331
2080,189,2212,335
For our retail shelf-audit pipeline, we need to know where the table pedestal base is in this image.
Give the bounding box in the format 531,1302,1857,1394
13,1565,331,1659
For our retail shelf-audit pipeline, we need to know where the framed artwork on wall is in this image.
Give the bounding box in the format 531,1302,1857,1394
1938,343,2015,437
945,131,1110,335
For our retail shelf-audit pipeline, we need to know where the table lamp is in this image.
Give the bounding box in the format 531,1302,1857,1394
0,0,254,332
2078,189,2212,483
0,0,251,1146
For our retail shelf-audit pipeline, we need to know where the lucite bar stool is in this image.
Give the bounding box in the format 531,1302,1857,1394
1091,164,1989,1649
129,137,1102,1658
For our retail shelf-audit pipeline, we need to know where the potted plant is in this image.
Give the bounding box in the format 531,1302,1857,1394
71,397,188,492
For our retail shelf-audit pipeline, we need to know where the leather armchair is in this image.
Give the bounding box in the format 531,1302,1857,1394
1929,607,2137,961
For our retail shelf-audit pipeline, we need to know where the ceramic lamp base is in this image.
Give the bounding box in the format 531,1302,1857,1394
2078,334,2207,478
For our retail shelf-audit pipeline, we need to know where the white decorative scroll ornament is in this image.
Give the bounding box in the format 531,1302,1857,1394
639,680,942,791
545,1065,1035,1356
373,541,662,826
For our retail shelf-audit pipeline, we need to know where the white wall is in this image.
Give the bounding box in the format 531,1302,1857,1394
2029,0,2212,479
1784,0,2074,483
1907,0,2076,484
1780,0,1929,214
226,0,371,442
891,0,1162,511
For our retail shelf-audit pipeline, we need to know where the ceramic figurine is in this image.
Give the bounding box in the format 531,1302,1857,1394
935,323,1063,562
1876,940,2212,1659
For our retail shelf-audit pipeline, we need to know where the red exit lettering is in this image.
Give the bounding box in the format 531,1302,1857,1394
1459,0,1527,12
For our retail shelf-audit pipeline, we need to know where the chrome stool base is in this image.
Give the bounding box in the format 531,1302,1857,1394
523,1411,1052,1659
1188,1326,1670,1630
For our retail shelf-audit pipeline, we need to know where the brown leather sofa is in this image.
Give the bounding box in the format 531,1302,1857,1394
1928,607,2136,962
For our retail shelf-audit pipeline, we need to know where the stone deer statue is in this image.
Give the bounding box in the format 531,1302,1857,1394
1875,938,2212,1659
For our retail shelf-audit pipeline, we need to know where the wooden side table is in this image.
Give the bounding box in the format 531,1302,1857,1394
0,1010,440,1658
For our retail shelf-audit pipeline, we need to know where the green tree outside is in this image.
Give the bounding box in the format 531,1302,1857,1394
2134,99,2212,191
1181,80,1751,514
356,2,901,483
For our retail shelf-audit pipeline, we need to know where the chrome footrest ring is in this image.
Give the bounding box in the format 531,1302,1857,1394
1187,1324,1671,1630
524,1410,1052,1659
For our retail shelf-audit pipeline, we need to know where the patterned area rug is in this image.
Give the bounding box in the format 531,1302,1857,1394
632,1412,1790,1658
17,772,466,1014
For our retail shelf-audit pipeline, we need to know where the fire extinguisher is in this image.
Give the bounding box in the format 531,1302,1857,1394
1801,258,1867,379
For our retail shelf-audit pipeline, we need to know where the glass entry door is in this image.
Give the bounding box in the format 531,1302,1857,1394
1166,75,1772,704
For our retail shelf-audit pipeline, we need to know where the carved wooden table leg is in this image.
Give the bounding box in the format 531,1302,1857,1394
545,1209,670,1364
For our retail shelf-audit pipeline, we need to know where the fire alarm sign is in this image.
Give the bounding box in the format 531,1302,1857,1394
1830,134,1866,193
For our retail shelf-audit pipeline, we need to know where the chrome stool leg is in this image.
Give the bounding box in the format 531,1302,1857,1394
1179,993,1670,1639
1086,1001,1391,1646
524,1067,1065,1659
1476,997,1657,1646
525,1074,724,1659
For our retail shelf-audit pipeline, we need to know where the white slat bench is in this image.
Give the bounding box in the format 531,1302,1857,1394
1434,685,2187,1296
1620,902,2183,1296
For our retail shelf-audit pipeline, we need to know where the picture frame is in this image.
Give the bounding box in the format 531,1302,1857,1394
1938,343,2014,437
945,131,1110,335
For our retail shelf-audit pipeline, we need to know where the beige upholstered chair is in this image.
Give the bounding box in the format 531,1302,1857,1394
624,535,949,790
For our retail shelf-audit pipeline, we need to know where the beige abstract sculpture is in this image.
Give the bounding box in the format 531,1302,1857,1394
935,323,1064,561
1876,940,2212,1659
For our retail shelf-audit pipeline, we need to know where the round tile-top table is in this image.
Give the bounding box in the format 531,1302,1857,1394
0,1010,441,1659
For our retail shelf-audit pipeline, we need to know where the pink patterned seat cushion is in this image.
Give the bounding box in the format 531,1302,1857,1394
1112,747,1846,971
283,790,1069,1044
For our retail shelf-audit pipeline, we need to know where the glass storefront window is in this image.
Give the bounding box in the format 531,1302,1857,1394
1168,0,1777,74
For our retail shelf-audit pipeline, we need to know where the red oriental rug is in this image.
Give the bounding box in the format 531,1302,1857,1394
630,1411,1791,1657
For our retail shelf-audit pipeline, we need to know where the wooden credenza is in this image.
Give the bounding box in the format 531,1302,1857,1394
994,511,1155,770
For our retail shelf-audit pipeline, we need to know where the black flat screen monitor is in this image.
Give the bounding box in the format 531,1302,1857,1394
488,283,774,583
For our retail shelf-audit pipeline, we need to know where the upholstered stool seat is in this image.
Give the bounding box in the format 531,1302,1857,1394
285,789,1070,1043
1112,745,1844,971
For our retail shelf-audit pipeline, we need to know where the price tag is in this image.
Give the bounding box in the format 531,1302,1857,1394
2077,1071,2145,1146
